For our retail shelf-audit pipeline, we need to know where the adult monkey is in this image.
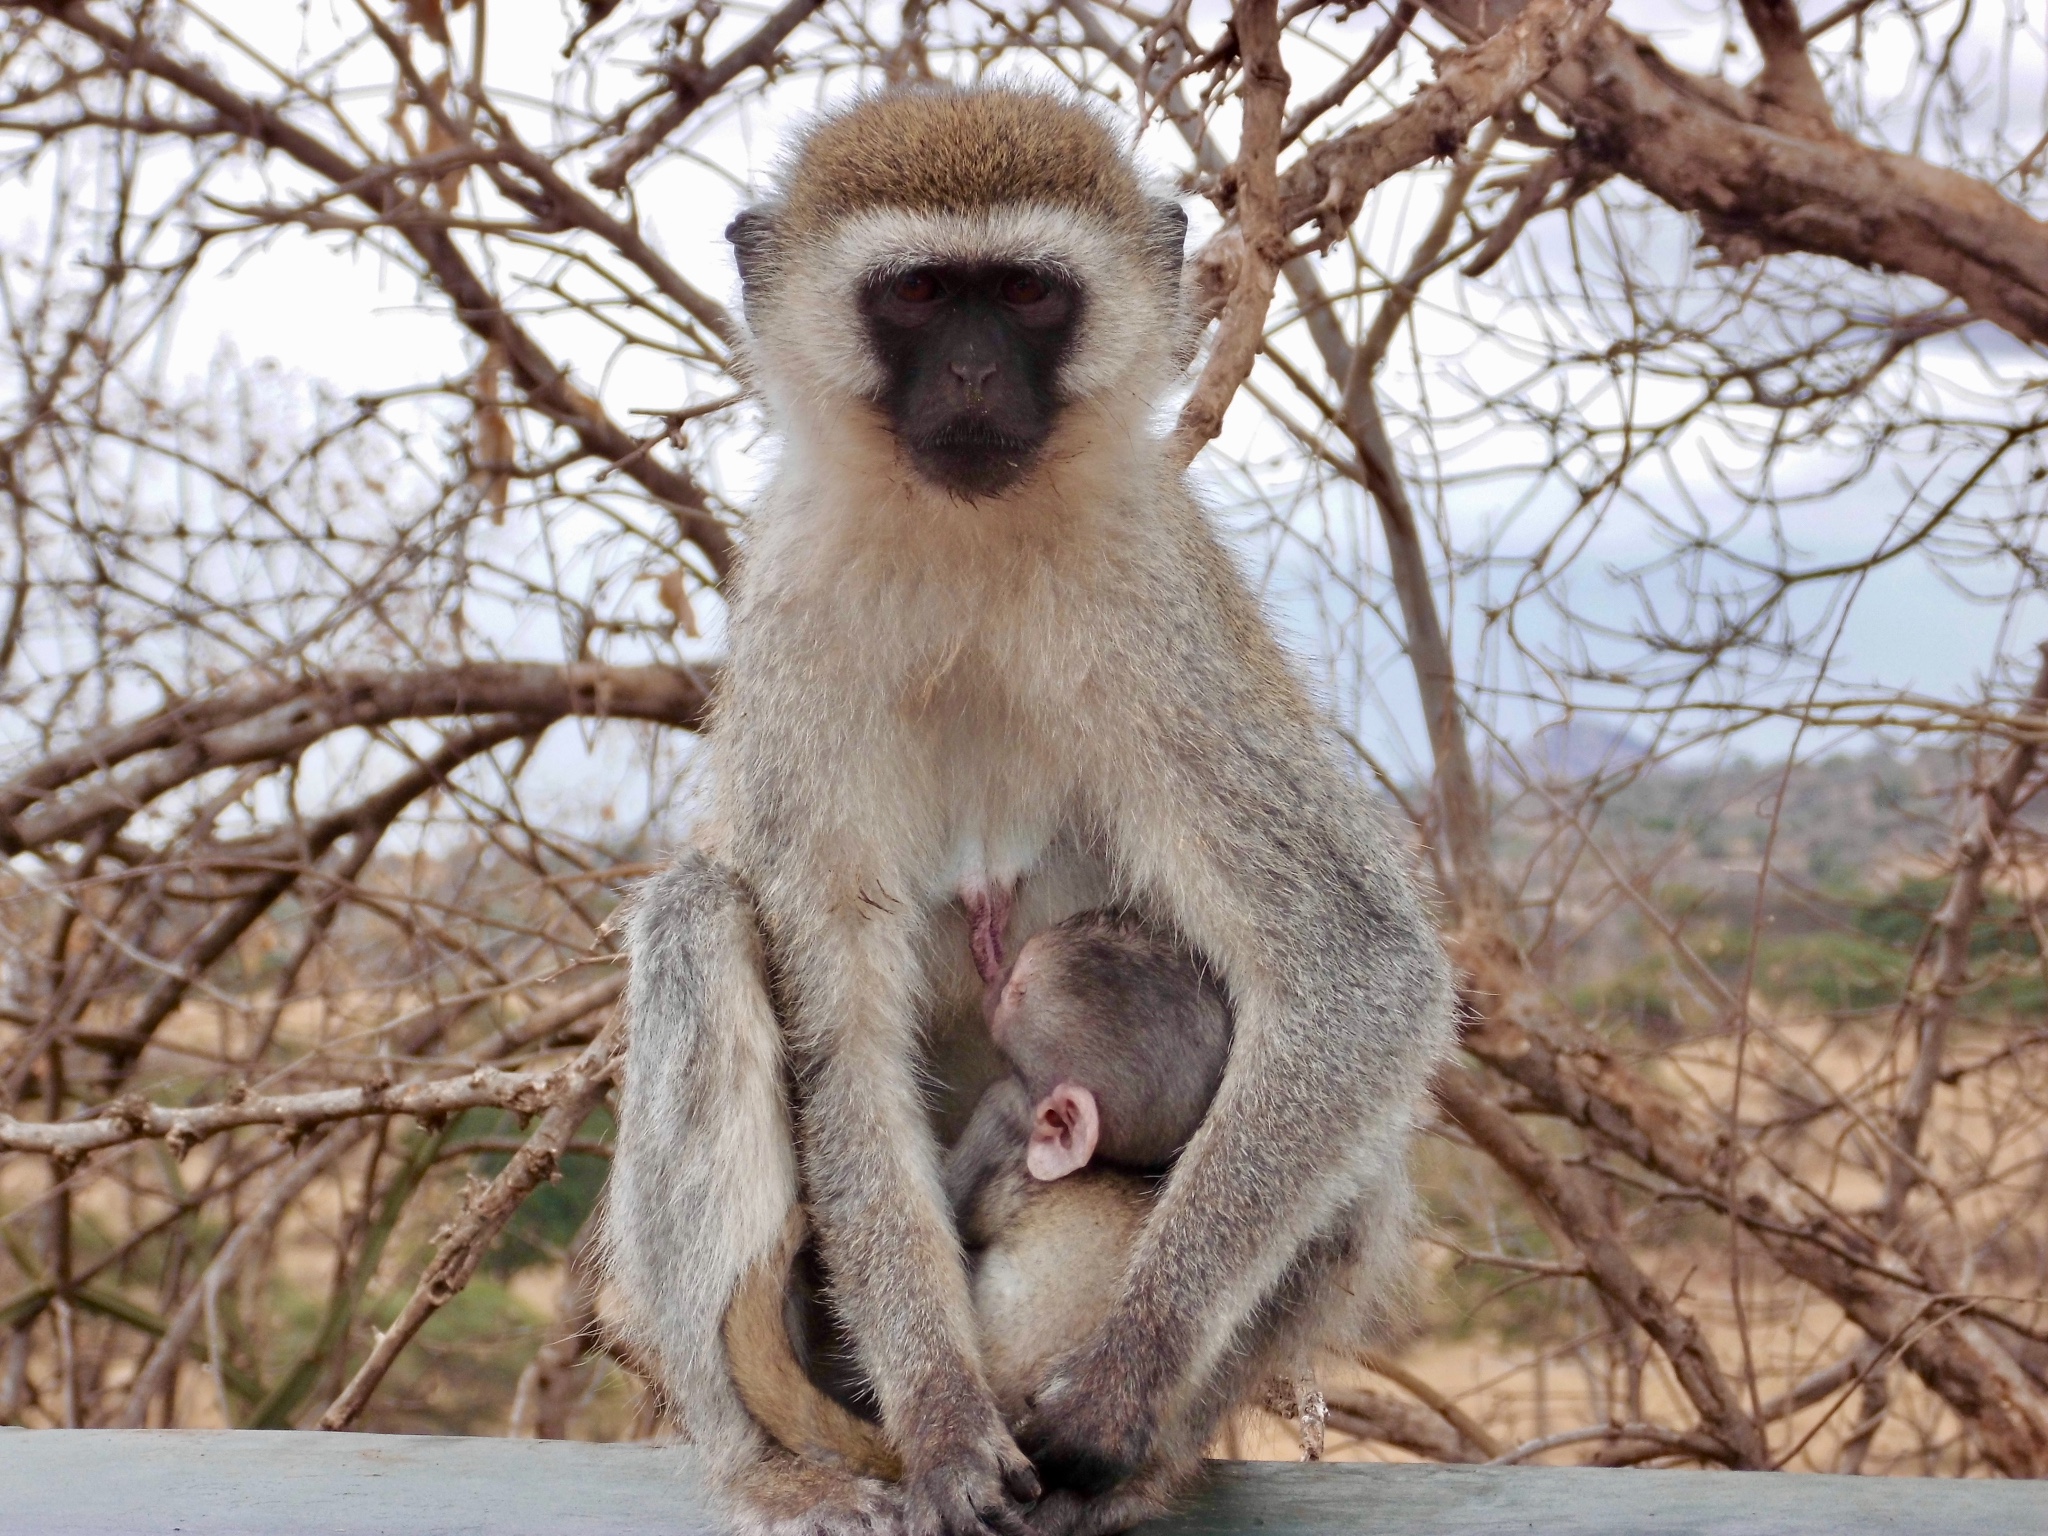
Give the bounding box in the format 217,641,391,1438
608,88,1454,1536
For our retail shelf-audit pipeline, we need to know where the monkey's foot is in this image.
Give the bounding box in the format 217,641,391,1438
1024,1485,1173,1536
1013,1354,1156,1497
900,1423,1041,1536
730,1458,906,1536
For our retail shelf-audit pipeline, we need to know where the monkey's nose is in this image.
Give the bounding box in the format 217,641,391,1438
949,359,998,397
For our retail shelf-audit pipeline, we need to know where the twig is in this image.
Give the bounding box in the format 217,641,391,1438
1275,0,1610,248
1360,1350,1505,1458
1486,1421,1733,1466
1172,0,1291,462
1881,642,2048,1225
590,0,827,191
0,1053,613,1158
1436,1067,1768,1469
1324,1385,1487,1462
317,1021,622,1430
1278,1,1416,146
116,1126,367,1426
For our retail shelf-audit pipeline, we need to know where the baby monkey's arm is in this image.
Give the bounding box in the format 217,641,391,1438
944,1076,1033,1244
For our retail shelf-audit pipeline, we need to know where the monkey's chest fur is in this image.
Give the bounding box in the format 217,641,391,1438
723,478,1177,1141
734,503,1138,889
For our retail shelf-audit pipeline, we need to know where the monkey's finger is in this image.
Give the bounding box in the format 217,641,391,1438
1000,1456,1042,1506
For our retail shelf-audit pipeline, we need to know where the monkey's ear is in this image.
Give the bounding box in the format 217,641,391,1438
725,206,780,292
1026,1083,1099,1182
1148,198,1189,280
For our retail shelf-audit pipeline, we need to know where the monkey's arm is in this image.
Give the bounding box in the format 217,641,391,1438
767,893,1041,1536
1018,547,1456,1494
943,1077,1033,1242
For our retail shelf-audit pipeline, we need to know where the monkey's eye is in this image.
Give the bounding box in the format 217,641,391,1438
893,272,942,303
1000,272,1049,306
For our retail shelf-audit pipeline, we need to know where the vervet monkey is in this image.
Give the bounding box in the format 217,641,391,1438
608,86,1454,1536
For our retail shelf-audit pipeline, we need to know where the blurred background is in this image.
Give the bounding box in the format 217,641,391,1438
5,0,2048,1477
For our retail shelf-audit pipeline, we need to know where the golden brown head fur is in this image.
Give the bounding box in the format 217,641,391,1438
775,89,1153,247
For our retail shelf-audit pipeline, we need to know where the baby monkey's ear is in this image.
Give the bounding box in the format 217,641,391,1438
1026,1083,1100,1182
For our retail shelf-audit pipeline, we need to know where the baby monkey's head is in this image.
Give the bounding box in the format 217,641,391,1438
986,912,1231,1183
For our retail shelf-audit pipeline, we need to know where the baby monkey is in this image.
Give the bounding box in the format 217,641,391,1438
730,911,1231,1464
945,910,1232,1419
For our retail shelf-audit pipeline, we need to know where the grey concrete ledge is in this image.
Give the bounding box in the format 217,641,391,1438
2,1430,2042,1536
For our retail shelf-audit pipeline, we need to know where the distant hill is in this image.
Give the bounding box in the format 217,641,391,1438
1488,719,1650,789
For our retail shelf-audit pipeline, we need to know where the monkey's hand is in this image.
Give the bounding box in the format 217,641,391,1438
1012,1338,1157,1497
899,1404,1041,1536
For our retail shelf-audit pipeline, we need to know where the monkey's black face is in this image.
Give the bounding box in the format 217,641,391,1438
860,262,1082,497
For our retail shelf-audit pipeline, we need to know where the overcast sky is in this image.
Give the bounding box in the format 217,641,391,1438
96,0,2048,783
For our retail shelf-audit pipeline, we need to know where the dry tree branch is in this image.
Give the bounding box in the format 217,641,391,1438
1282,163,2048,1462
0,1047,617,1158
318,1019,622,1430
1273,0,1610,250
1358,1351,1504,1458
1737,0,1841,140
1179,0,1607,460
1488,1422,1738,1467
5,719,553,1094
1437,1067,1769,1468
1173,0,1290,462
1881,643,2048,1225
1275,127,2048,1470
508,1211,607,1439
1417,0,2048,343
116,1124,367,1426
1453,929,2048,1475
1278,1,1417,148
1324,1383,1491,1461
591,0,829,192
24,1,737,575
1459,147,1576,276
1,663,708,857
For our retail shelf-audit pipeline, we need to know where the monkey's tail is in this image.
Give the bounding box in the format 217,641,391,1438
606,852,895,1509
724,1208,903,1478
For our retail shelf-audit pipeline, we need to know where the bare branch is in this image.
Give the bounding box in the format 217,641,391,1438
2,663,708,856
0,1045,619,1158
1881,644,2048,1223
318,1021,622,1429
116,1125,366,1426
1173,0,1291,461
1437,1067,1769,1469
590,0,829,192
1275,0,1611,250
1419,0,2048,343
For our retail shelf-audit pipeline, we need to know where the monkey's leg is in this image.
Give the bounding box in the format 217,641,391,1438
775,907,1040,1536
610,853,901,1535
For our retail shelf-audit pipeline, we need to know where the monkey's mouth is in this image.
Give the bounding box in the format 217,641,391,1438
909,419,1045,497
